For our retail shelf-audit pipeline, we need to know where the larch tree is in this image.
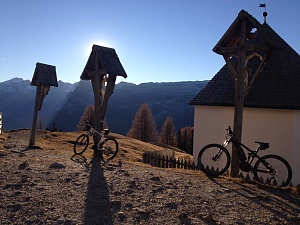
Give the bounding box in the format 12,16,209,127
77,105,108,131
77,105,95,131
159,117,177,147
127,103,157,142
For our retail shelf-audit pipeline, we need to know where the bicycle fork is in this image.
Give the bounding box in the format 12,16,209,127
212,149,224,161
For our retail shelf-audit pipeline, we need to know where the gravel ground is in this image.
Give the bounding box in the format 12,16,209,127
1,130,300,225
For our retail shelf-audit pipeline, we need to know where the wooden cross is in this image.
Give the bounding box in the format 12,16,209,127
29,63,58,146
80,45,127,156
213,10,274,177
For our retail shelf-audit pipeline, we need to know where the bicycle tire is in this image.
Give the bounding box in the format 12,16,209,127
198,144,231,177
253,154,292,187
100,138,118,161
74,134,89,154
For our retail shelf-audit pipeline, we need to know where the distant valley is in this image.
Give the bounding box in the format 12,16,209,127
0,78,208,135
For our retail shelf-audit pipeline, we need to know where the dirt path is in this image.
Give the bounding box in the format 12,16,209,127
0,130,300,224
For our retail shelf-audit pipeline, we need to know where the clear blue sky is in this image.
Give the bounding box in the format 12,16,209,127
1,0,299,84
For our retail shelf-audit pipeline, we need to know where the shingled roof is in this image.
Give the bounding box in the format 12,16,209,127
190,22,300,110
31,62,58,87
80,45,127,80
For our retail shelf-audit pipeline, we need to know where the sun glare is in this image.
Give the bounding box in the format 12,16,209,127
85,41,112,56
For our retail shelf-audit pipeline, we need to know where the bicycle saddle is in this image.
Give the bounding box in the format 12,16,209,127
255,141,269,150
103,129,110,135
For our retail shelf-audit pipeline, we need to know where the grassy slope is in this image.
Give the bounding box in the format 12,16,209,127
30,130,193,166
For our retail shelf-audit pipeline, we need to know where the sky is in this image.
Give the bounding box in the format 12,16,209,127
0,0,299,85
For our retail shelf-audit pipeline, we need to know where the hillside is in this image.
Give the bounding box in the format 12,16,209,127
1,130,300,224
0,78,207,135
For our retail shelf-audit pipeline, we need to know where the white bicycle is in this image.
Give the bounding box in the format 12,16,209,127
73,120,118,161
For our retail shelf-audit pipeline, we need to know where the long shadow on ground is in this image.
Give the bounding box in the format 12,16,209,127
209,176,300,223
83,157,113,225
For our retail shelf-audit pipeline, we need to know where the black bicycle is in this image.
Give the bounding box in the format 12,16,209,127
73,120,118,162
198,126,292,187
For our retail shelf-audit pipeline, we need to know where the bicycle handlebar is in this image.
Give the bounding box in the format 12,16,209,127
226,126,233,135
84,120,94,127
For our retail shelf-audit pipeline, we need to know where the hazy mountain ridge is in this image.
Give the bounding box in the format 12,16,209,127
0,78,77,129
0,78,208,135
106,81,208,135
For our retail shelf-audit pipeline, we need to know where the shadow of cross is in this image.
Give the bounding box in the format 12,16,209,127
83,157,113,224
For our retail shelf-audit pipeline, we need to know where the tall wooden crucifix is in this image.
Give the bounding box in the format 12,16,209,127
29,63,58,146
80,45,127,156
213,10,274,177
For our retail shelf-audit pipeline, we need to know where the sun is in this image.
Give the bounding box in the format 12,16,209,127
85,41,112,56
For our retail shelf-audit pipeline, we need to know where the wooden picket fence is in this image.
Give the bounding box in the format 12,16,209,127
142,151,198,170
142,151,294,186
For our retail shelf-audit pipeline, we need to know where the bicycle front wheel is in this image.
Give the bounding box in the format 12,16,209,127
100,138,118,161
198,144,231,177
74,134,89,154
253,154,292,187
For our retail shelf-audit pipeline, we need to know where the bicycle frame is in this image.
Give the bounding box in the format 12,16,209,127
222,134,261,165
222,129,273,174
87,127,106,148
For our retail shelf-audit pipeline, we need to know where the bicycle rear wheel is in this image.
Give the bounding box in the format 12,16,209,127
74,134,89,154
198,144,231,177
100,138,118,162
253,154,292,187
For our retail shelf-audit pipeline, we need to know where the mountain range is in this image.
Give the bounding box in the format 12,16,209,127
0,78,208,135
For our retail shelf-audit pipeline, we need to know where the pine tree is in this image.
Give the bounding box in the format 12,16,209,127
178,126,194,154
186,126,194,155
178,127,187,150
127,103,157,142
159,117,177,147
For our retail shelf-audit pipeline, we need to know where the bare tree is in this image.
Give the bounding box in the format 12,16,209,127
159,117,177,147
127,103,157,142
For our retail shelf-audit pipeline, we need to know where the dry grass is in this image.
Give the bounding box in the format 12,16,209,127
25,130,193,167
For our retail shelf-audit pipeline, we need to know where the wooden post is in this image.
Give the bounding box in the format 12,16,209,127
91,55,103,157
230,20,247,177
0,112,2,135
91,76,102,158
29,84,46,146
91,73,117,158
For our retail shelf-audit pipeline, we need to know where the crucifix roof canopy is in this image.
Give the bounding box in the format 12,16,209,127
80,45,127,80
213,10,275,55
31,62,58,87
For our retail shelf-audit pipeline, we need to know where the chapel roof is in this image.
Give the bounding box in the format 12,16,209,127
190,13,300,110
